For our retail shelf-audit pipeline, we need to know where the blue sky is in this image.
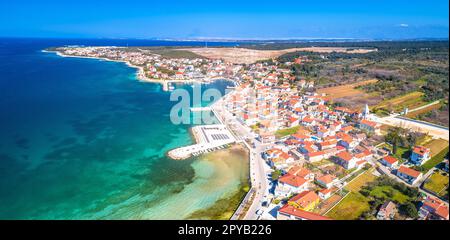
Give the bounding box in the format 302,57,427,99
0,0,448,39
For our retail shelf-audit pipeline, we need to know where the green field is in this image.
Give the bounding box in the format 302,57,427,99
424,139,449,155
310,159,333,167
345,169,377,192
369,185,410,204
394,147,411,162
326,192,370,220
275,126,300,138
421,146,449,173
380,143,410,162
326,169,377,219
423,171,449,198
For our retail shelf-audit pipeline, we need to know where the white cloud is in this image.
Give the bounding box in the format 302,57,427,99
399,23,409,27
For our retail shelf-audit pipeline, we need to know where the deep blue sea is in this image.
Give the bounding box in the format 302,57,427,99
0,38,246,219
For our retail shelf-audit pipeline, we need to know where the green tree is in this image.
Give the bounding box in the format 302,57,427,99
271,169,283,181
385,127,405,155
405,132,419,148
399,202,418,219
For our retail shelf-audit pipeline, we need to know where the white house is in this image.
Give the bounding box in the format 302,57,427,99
275,174,309,197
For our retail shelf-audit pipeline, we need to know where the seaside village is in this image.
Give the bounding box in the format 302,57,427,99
56,46,243,82
225,80,448,220
56,46,449,220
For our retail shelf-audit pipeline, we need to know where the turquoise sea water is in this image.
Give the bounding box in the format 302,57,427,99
0,38,243,219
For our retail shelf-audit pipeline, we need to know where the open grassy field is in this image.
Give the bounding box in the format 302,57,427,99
421,146,449,173
310,159,334,167
380,143,410,162
394,147,411,162
317,79,377,100
325,192,370,220
424,138,449,156
326,169,378,219
424,171,449,197
275,126,300,138
373,91,428,113
369,185,410,204
423,171,449,198
345,169,377,192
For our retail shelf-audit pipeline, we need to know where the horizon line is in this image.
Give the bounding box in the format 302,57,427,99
0,36,449,42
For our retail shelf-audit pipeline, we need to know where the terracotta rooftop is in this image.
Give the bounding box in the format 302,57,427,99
383,156,398,164
289,191,320,209
316,174,336,184
279,174,307,187
336,151,354,162
398,166,421,178
278,204,331,220
413,146,430,156
360,119,378,128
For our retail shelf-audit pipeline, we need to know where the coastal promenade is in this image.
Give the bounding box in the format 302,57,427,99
211,93,271,220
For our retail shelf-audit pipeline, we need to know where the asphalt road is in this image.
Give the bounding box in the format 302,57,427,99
212,96,271,220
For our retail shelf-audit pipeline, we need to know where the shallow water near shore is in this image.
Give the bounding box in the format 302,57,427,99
0,39,247,219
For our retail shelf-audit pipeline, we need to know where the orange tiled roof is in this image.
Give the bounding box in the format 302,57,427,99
320,187,333,195
341,126,354,132
398,166,421,178
360,119,378,128
288,166,312,178
383,156,398,164
413,146,430,156
289,191,320,209
278,204,331,220
336,151,354,162
423,196,449,219
302,116,314,123
308,151,326,157
279,174,307,187
320,139,338,147
291,133,309,139
337,132,353,143
317,174,336,184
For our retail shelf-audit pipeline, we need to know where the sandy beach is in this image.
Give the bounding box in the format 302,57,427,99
185,143,250,219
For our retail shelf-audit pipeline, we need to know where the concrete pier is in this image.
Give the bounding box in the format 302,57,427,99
190,107,212,112
168,124,236,160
